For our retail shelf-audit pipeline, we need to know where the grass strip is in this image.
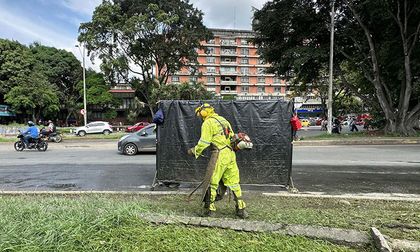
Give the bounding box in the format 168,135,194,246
1,193,419,250
0,194,372,252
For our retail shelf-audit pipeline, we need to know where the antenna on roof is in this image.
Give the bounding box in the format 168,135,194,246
234,6,236,29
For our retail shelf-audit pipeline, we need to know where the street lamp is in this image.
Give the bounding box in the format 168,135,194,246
327,0,335,134
75,44,87,126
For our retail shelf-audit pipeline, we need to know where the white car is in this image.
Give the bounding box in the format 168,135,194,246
73,121,113,136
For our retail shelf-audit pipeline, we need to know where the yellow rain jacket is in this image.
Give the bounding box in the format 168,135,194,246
194,112,246,211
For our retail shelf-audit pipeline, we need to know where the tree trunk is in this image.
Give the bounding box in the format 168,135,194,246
384,113,417,136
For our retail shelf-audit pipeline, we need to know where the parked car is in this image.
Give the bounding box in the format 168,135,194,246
300,119,311,127
118,124,156,155
125,122,150,132
73,121,113,136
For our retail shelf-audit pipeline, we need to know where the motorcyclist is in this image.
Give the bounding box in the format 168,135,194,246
47,120,55,133
22,121,39,147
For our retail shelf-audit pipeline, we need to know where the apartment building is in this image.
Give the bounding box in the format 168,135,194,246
168,28,288,100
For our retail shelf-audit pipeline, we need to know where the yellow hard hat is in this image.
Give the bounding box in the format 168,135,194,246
195,103,214,118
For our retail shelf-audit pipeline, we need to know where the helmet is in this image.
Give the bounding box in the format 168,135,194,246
28,121,35,126
195,103,214,119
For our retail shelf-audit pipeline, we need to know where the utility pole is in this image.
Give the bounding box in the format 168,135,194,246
75,44,87,126
328,0,335,134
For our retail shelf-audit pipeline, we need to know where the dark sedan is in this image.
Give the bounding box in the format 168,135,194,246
118,124,156,155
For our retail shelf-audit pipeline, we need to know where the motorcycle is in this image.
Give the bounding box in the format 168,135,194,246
14,131,48,152
40,128,63,143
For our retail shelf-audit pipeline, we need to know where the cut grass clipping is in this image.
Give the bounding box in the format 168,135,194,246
1,194,418,251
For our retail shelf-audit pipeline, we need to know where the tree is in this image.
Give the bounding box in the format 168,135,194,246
4,72,60,121
78,0,212,115
77,70,120,120
30,43,82,124
0,39,33,101
253,0,420,135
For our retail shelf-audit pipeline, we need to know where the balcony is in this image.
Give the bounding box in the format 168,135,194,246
220,61,237,65
220,71,238,75
220,80,237,85
220,90,238,95
220,40,237,46
220,50,237,56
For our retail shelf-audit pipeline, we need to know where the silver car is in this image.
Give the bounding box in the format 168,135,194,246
118,124,156,155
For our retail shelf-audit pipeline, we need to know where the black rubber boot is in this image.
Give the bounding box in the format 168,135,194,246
202,188,211,209
202,208,216,217
235,207,249,219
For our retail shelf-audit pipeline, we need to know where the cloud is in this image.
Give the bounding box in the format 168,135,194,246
61,0,102,16
0,7,72,48
190,0,268,30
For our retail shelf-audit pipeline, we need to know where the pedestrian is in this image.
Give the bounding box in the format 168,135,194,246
332,118,341,134
321,117,328,131
349,117,359,132
290,112,302,141
188,103,248,219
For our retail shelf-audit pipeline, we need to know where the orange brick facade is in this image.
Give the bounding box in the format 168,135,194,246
168,28,288,100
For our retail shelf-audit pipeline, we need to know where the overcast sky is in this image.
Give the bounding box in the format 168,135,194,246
0,0,268,67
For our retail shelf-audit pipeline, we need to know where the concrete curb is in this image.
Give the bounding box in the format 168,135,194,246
294,138,420,146
139,213,370,247
262,192,420,202
389,238,420,252
371,227,392,252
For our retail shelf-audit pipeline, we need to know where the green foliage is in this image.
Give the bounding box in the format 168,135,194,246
151,81,214,104
4,69,60,119
29,43,82,117
333,94,363,116
79,0,212,113
253,0,420,134
0,39,33,96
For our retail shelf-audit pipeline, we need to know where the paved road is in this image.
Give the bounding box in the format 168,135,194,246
0,142,419,194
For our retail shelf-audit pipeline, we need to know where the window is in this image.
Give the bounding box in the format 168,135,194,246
257,77,265,83
240,48,249,55
190,76,198,82
207,67,216,73
206,39,215,44
171,76,180,82
273,77,281,83
241,39,248,45
206,47,215,54
241,86,249,92
258,58,265,64
274,87,281,93
241,58,249,64
207,77,215,83
240,67,249,75
257,86,265,93
207,57,216,63
241,76,249,83
257,68,265,74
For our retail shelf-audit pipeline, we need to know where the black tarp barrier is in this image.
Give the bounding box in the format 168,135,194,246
156,100,293,186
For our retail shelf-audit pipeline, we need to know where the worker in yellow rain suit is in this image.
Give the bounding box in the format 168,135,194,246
188,103,248,219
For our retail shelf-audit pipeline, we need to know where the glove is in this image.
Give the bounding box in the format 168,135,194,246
187,147,195,156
